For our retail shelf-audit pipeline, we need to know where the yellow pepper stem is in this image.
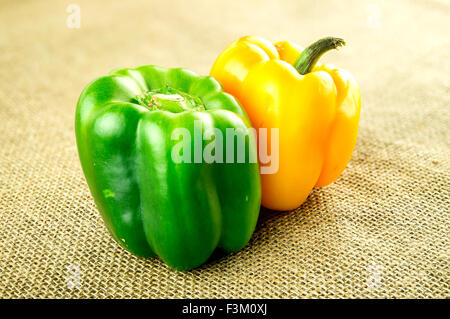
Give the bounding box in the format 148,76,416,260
294,37,346,75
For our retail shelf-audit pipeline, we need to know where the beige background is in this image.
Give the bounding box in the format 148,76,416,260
0,0,449,298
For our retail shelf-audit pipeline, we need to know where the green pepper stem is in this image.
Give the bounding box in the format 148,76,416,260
136,86,205,113
293,37,345,75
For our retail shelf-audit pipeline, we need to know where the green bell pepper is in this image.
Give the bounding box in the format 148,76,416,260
75,65,261,270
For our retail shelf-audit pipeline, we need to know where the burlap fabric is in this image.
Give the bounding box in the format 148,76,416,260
0,0,448,298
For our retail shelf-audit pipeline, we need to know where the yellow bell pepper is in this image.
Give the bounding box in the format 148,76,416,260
210,36,361,210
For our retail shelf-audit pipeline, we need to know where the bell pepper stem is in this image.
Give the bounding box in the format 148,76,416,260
136,86,205,113
294,37,345,75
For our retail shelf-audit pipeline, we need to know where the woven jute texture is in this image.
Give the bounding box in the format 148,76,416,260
0,0,449,298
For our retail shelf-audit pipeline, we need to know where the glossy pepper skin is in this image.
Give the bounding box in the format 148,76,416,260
75,65,261,270
210,36,361,211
